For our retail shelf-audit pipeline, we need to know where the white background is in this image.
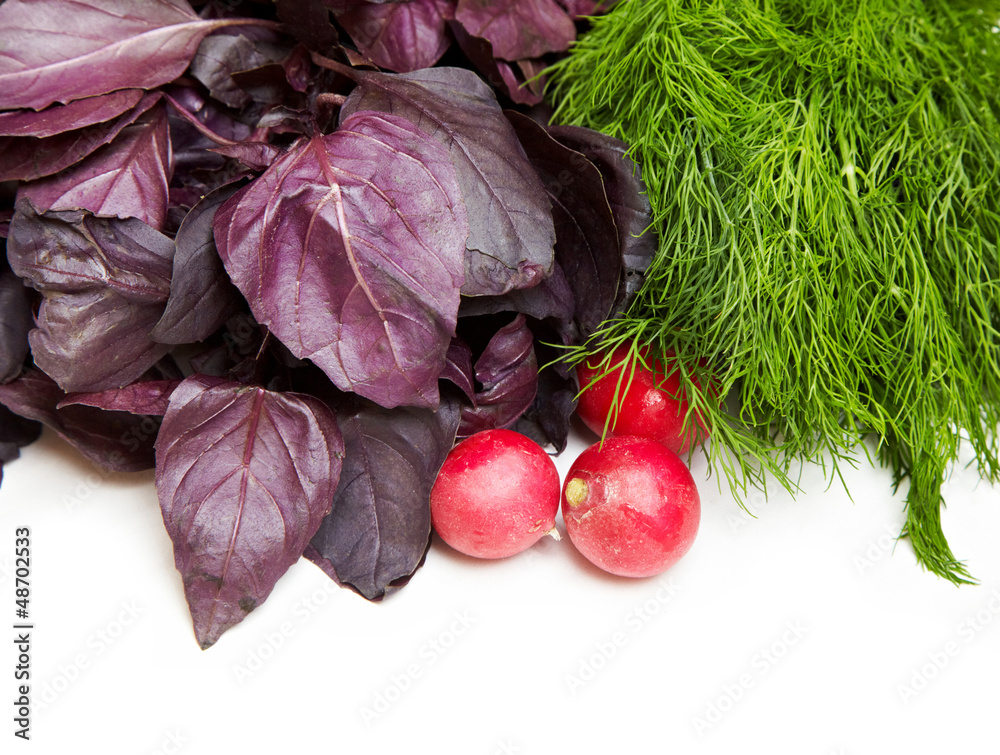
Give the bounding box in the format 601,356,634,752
1,420,998,754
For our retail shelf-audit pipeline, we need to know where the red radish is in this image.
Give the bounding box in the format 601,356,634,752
430,429,561,559
575,344,710,454
561,436,700,578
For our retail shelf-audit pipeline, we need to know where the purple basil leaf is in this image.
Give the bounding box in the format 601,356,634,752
336,64,555,296
0,264,33,384
510,58,547,103
0,89,145,138
164,87,256,231
165,84,256,158
506,111,621,336
336,0,453,73
452,0,574,61
228,44,313,106
155,374,344,649
439,336,477,402
457,313,537,436
0,0,276,111
210,136,282,167
152,182,245,344
275,45,313,94
18,101,172,230
58,379,181,416
190,29,291,109
513,366,577,452
512,318,579,453
6,200,175,393
209,141,285,171
556,0,614,18
252,104,316,136
447,19,544,106
306,395,460,600
458,258,575,322
0,92,162,183
0,369,160,472
547,124,657,316
214,110,468,409
495,59,546,107
0,402,42,484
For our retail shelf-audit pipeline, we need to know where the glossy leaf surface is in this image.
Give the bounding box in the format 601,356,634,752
19,101,172,230
307,397,460,600
215,110,468,409
6,201,175,392
457,313,538,436
0,0,268,110
0,369,159,472
152,182,245,344
155,375,344,648
338,65,555,296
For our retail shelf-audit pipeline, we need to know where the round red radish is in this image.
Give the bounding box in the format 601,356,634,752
561,436,700,578
575,344,710,454
430,429,560,559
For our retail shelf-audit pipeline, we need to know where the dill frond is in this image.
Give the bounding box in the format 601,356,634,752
546,0,1000,582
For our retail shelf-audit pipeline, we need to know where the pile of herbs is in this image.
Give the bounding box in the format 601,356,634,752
547,0,1000,583
0,0,651,648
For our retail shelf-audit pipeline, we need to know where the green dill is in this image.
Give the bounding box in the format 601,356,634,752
545,0,1000,583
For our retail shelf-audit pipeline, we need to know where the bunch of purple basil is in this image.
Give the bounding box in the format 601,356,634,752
0,0,653,648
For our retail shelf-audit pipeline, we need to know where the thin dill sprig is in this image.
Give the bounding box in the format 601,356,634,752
546,0,1000,582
